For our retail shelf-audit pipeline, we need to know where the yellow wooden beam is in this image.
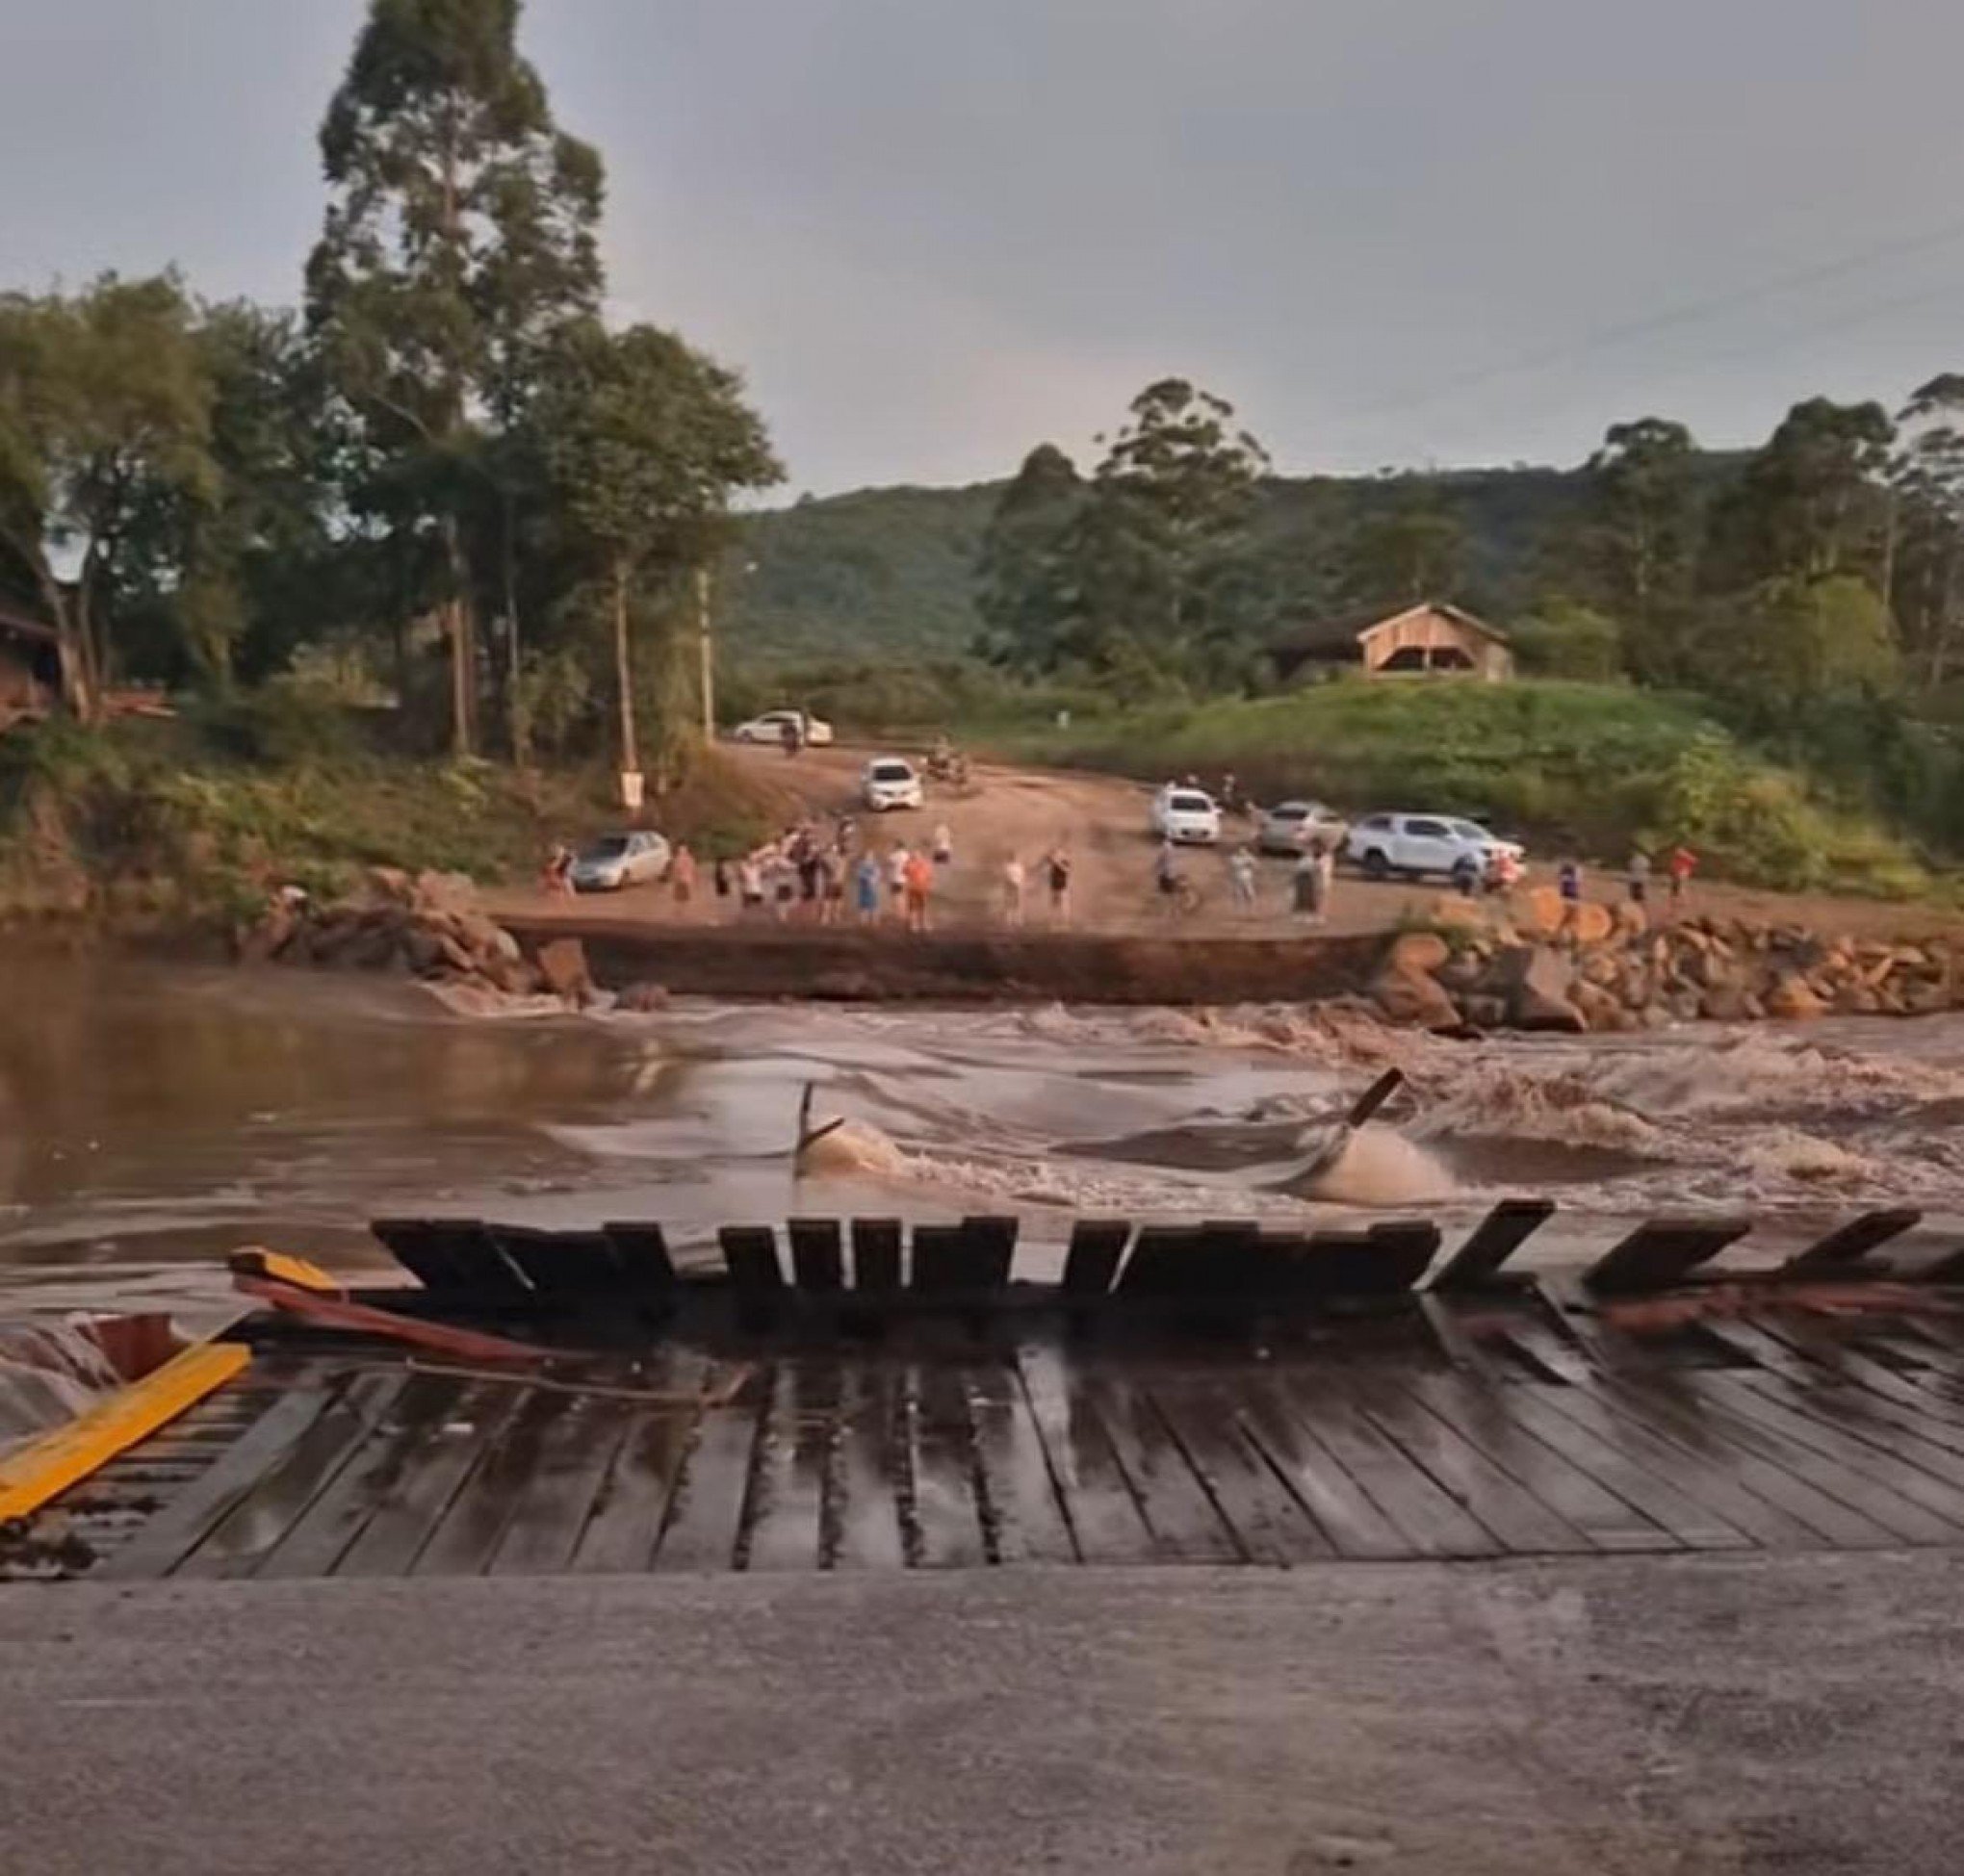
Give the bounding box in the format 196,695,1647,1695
0,1340,252,1524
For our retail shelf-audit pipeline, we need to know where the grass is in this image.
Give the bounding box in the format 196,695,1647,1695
988,678,1948,899
0,713,789,932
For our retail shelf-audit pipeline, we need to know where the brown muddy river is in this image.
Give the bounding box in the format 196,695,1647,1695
5,951,1964,1329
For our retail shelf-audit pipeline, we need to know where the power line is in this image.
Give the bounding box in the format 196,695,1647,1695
1333,216,1964,425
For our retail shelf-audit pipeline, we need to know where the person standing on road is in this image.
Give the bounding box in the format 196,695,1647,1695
1667,843,1697,911
903,848,934,933
1046,845,1072,927
886,841,911,922
1228,845,1258,912
737,852,765,920
1293,838,1331,925
669,843,697,916
1000,853,1026,928
1627,847,1651,912
1154,836,1183,918
854,851,881,926
713,853,733,917
932,821,954,868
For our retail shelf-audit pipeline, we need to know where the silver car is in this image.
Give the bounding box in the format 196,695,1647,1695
570,830,672,892
1255,800,1350,857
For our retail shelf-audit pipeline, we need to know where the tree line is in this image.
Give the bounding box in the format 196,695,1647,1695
975,378,1964,738
0,0,778,779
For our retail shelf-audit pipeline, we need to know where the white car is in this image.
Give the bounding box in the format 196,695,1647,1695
569,830,672,892
1150,784,1222,845
731,708,834,748
862,756,924,811
1345,812,1525,882
1255,799,1351,857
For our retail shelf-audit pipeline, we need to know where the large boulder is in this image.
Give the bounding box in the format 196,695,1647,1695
1568,901,1615,946
412,869,479,917
1388,930,1451,975
1570,981,1630,1032
615,981,670,1014
536,936,595,1003
1488,944,1587,1032
1764,972,1827,1020
1426,896,1488,934
1698,979,1753,1022
1369,965,1460,1031
235,901,298,965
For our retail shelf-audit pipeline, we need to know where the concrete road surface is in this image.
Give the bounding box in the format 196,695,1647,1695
4,1554,1961,1874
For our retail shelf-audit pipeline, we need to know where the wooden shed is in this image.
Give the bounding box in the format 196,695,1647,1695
1272,602,1513,683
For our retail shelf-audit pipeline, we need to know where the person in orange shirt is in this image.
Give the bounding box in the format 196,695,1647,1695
902,849,934,933
1667,843,1697,911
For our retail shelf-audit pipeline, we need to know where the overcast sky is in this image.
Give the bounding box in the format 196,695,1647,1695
4,1,1963,495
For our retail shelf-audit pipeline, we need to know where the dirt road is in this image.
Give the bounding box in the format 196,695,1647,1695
490,742,1960,943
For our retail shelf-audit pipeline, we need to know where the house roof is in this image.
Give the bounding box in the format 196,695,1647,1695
1273,601,1510,661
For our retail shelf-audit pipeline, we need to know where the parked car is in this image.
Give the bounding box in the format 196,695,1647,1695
570,830,673,892
862,756,924,811
1255,799,1350,857
1344,812,1524,881
731,708,835,747
1150,784,1222,845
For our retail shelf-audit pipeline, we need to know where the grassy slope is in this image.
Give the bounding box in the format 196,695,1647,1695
0,718,792,929
995,680,1937,898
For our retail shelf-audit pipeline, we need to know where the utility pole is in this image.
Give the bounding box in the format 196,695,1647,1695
696,562,714,743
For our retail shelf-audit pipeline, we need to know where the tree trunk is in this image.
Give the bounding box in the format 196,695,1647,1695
439,513,475,758
502,488,528,767
613,557,639,778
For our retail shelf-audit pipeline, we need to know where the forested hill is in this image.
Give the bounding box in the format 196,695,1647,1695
723,463,1607,664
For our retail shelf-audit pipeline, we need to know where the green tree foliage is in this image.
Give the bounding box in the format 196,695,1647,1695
976,380,1271,686
1582,417,1700,677
306,0,605,756
1509,599,1624,681
1706,397,1895,589
1888,373,1964,687
0,274,215,718
973,444,1083,668
535,322,780,774
1335,477,1469,608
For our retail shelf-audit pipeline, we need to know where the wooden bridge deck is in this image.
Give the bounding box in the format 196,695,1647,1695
35,1295,1964,1581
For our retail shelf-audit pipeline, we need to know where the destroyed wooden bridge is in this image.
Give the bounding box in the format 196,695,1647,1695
12,1203,1964,1581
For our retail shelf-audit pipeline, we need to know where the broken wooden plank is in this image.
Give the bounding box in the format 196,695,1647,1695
787,1219,845,1296
1429,1199,1557,1292
850,1218,903,1298
1777,1209,1923,1278
1060,1221,1130,1301
1583,1216,1751,1295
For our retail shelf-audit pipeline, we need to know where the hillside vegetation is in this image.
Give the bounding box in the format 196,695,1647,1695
996,681,1935,899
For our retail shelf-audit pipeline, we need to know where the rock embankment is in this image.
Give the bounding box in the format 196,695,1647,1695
1370,891,1961,1033
236,867,622,1011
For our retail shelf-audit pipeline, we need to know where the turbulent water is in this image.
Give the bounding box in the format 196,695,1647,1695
4,951,1964,1329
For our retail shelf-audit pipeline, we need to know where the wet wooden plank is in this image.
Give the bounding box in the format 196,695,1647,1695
1150,1382,1335,1563
1113,1226,1210,1300
905,1360,988,1566
1012,1342,1152,1564
1582,1217,1750,1295
1592,1375,1925,1548
1729,1365,1964,1470
1430,1199,1557,1291
175,1372,410,1580
413,1389,573,1577
1268,1372,1499,1557
1352,1378,1590,1554
652,1383,764,1572
1089,1373,1238,1562
718,1225,786,1299
743,1360,841,1572
97,1382,347,1581
1061,1221,1130,1300
255,1375,467,1580
787,1219,845,1296
1232,1376,1410,1559
1479,1382,1754,1551
966,1356,1076,1564
490,1395,637,1577
1290,1223,1439,1300
1687,1372,1964,1538
369,1217,476,1290
851,1218,903,1297
1404,1374,1677,1554
1529,1376,1844,1551
570,1401,702,1575
602,1221,680,1294
488,1226,618,1300
827,1362,909,1570
333,1383,523,1578
1778,1209,1923,1276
